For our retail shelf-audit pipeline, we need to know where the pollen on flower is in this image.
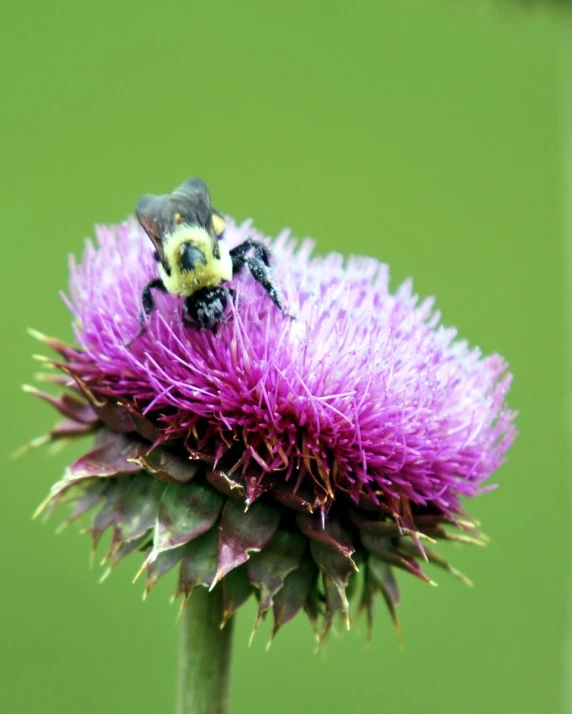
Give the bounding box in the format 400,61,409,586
29,215,516,643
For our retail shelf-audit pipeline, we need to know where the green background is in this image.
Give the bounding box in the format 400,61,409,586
0,1,567,713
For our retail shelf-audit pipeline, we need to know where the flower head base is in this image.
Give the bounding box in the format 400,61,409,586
29,216,515,643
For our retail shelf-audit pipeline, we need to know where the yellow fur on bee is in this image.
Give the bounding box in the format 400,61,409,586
159,225,232,297
212,213,226,236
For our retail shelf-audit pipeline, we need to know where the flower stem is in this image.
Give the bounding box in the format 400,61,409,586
177,586,234,714
564,11,572,714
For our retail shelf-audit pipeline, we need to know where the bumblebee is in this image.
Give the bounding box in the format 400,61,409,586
133,177,289,336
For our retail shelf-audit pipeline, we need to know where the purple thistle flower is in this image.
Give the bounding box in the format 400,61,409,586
29,208,516,642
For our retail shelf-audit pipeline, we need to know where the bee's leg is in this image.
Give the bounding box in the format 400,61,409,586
181,298,198,329
230,239,270,273
246,258,289,314
142,278,167,317
230,240,292,318
126,278,167,345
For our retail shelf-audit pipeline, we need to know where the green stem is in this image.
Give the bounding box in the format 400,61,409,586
177,587,234,714
565,11,572,714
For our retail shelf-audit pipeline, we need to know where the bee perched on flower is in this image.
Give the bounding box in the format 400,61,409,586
132,177,290,336
26,176,515,711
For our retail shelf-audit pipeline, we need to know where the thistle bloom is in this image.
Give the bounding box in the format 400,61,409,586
30,216,515,641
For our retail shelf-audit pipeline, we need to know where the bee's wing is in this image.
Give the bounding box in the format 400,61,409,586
177,178,225,232
174,177,211,204
135,194,169,266
171,177,215,230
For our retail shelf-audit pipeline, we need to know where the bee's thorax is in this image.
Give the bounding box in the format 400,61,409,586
159,225,232,297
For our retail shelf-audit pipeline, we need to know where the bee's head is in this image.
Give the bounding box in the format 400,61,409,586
179,240,208,273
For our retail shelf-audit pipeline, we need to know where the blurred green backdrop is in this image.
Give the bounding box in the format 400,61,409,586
0,1,566,713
